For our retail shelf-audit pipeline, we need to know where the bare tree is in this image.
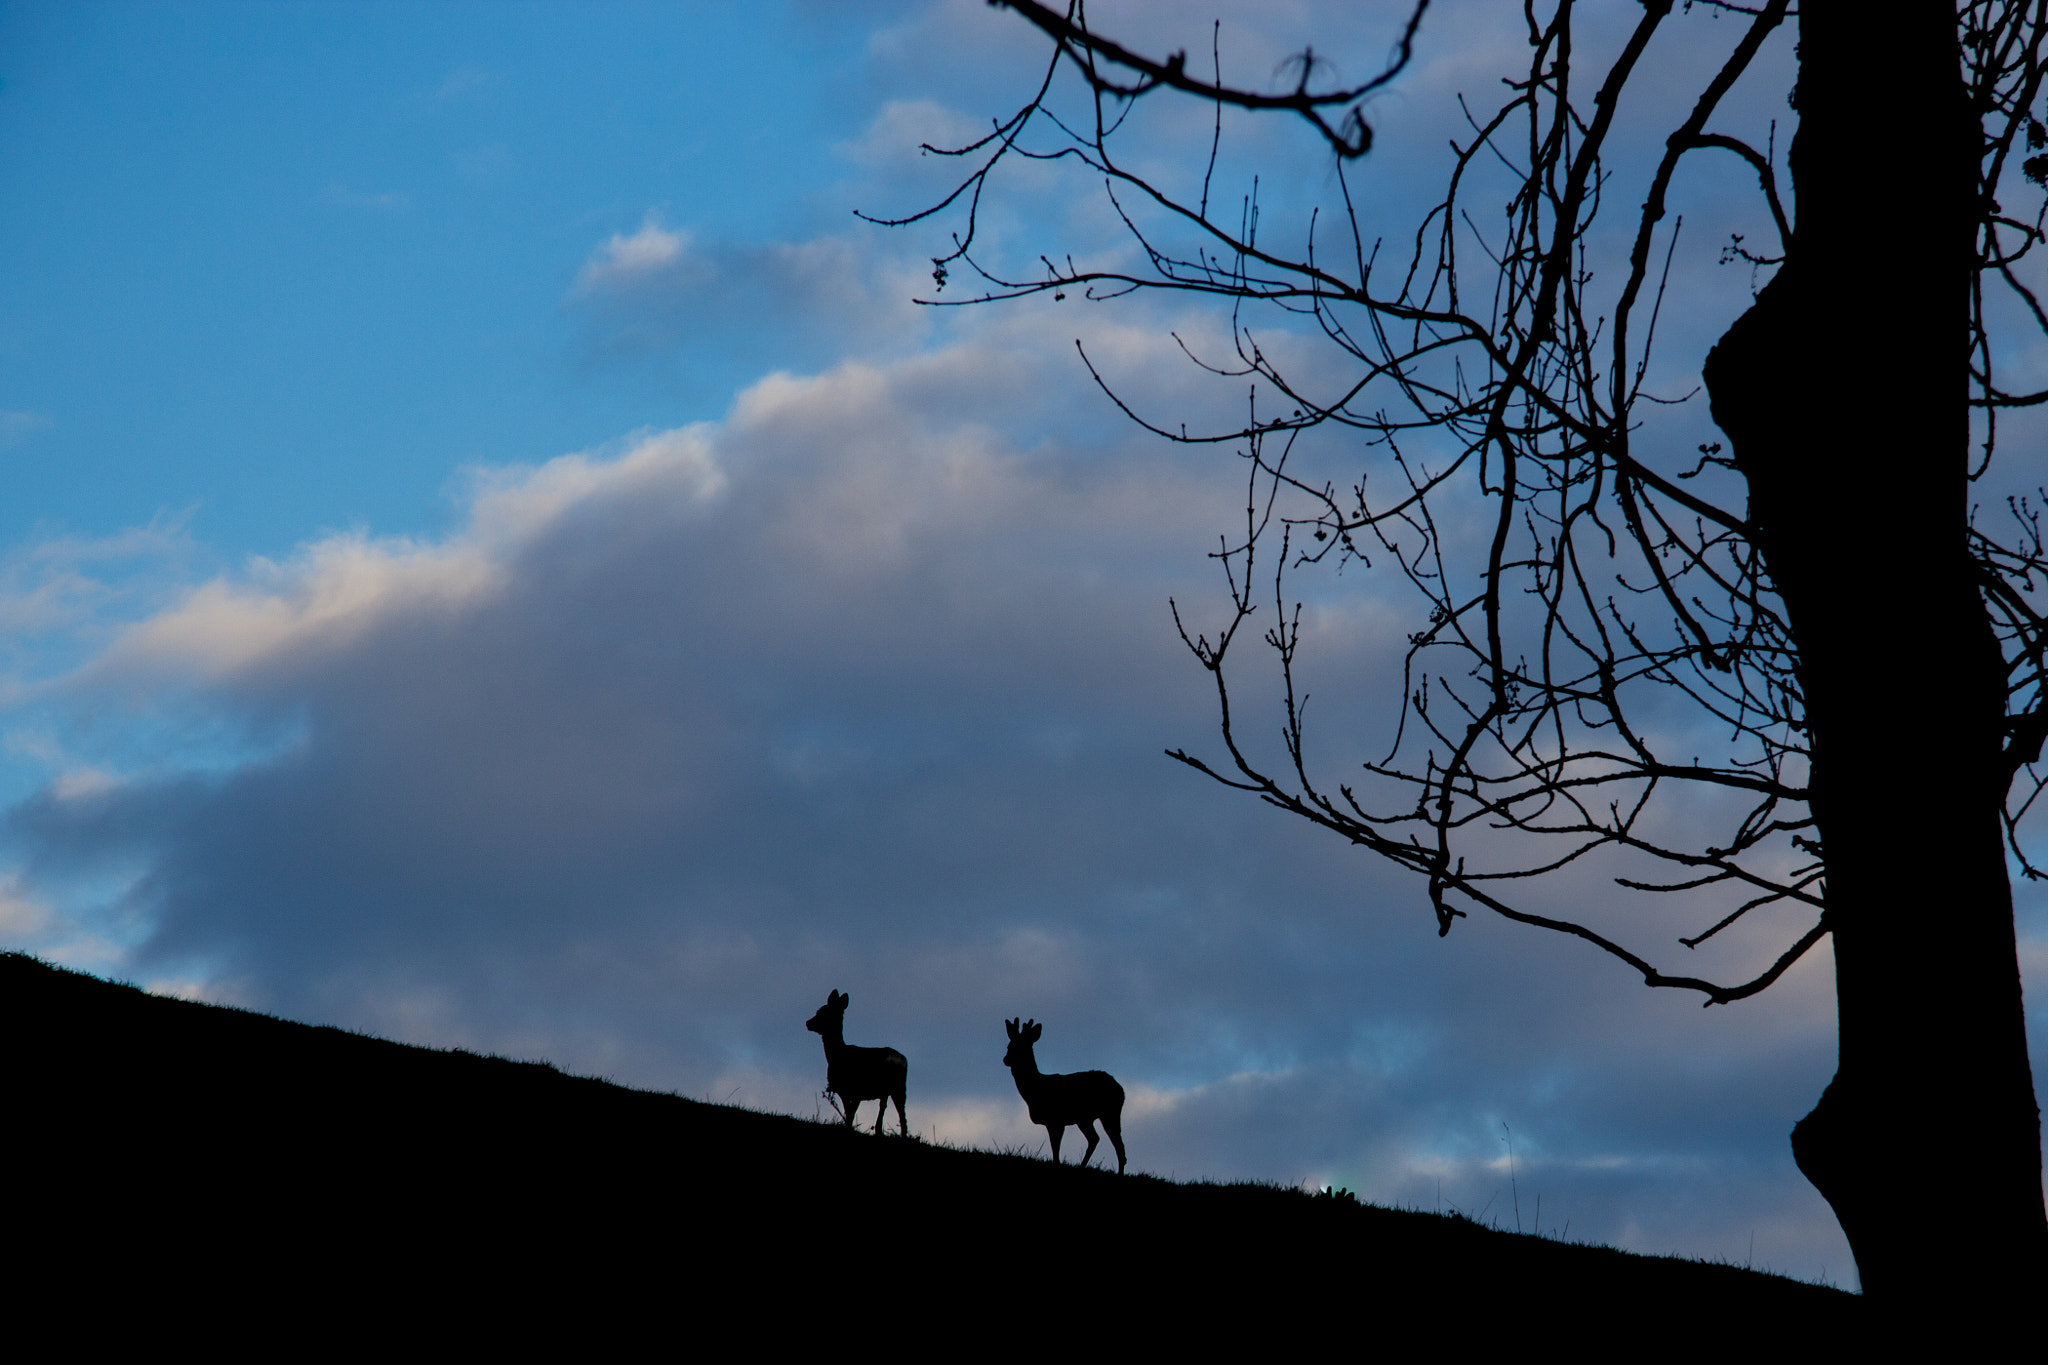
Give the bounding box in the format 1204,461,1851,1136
880,0,2048,1311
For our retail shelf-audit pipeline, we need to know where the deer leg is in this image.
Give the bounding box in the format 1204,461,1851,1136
893,1092,907,1137
842,1096,859,1129
1104,1117,1127,1174
1046,1125,1065,1163
1077,1119,1101,1168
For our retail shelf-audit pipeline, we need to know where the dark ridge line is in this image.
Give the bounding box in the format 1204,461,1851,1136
5,950,1864,1335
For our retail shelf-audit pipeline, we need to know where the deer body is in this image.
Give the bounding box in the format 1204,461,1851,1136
1003,1017,1126,1173
806,990,907,1136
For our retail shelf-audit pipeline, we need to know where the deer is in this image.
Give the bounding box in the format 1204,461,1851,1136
1002,1017,1126,1173
805,990,908,1136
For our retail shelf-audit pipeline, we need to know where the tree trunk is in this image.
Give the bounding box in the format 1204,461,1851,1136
1703,1,2046,1312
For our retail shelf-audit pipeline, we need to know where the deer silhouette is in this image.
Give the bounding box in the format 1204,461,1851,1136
1003,1017,1126,1173
806,990,907,1136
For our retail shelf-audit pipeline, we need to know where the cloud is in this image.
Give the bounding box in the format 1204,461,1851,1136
0,876,51,937
566,215,930,368
0,515,209,706
80,432,726,689
452,144,514,181
837,98,989,171
321,182,409,212
431,65,495,106
0,312,1875,1281
0,871,128,970
571,214,692,296
1,411,54,444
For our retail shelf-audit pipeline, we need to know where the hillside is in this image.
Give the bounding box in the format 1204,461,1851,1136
5,952,1863,1341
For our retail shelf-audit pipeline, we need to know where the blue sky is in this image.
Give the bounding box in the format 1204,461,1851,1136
1,1,879,554
5,0,2042,1288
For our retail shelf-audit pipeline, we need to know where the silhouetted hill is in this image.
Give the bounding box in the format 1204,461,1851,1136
6,953,1863,1343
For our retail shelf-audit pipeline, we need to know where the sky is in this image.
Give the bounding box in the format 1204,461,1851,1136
4,0,2043,1288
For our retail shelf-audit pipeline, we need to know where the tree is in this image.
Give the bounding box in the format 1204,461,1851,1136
884,0,2048,1310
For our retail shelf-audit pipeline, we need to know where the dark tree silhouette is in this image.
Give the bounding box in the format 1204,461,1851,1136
882,0,2048,1311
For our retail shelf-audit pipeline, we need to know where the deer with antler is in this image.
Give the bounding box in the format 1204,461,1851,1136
1003,1017,1126,1173
806,990,908,1136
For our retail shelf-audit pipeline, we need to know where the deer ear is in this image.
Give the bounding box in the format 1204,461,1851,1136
831,990,846,1007
1025,1021,1042,1042
1005,1018,1018,1039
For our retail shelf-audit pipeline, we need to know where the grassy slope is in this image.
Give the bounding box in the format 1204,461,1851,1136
6,952,1862,1341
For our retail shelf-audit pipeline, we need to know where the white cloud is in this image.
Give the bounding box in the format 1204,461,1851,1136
572,214,692,296
0,873,129,972
0,411,53,443
564,210,939,372
48,768,118,802
838,98,988,170
0,877,50,937
88,427,725,687
431,65,494,105
463,424,726,540
98,532,497,682
0,514,206,706
320,181,408,211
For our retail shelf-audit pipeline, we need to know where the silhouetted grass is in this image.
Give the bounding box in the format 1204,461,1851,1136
6,953,1866,1342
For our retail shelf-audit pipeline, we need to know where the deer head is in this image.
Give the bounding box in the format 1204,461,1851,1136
807,990,849,1036
1003,1017,1042,1069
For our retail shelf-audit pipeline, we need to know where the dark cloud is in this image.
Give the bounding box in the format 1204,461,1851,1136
0,324,1887,1282
566,215,929,374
